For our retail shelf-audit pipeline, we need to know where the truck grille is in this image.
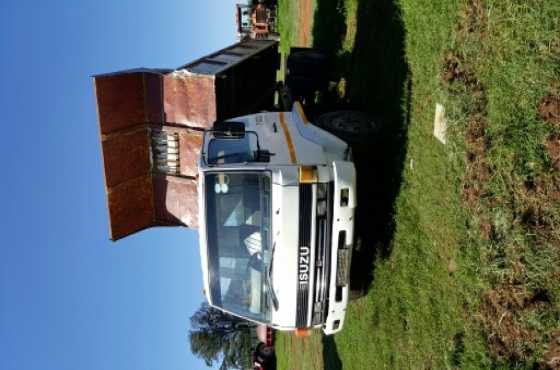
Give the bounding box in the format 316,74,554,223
296,184,312,328
312,182,333,325
296,182,334,328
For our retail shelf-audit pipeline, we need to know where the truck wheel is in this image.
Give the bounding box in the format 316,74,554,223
256,343,274,362
349,287,367,301
287,49,329,99
315,111,379,144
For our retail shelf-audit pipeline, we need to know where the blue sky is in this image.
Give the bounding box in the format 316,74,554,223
0,1,243,369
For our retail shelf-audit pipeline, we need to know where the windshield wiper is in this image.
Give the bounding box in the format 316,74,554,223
265,242,279,311
208,152,247,163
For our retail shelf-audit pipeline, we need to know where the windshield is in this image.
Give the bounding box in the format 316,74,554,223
207,136,254,165
205,172,273,323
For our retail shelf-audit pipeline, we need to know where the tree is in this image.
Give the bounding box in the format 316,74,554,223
189,303,254,370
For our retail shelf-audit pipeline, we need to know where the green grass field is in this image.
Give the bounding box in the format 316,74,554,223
276,0,560,369
278,0,299,52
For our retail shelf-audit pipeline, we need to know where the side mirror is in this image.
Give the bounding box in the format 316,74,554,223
213,121,246,138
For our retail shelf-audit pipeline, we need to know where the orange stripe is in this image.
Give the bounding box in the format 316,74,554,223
295,101,310,124
278,112,297,163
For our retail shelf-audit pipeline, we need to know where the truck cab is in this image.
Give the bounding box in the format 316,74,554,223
198,103,356,335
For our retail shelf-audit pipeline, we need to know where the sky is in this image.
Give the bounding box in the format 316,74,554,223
0,1,243,369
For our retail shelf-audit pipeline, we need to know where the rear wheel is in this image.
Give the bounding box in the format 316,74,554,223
349,287,367,300
288,50,328,81
287,49,329,98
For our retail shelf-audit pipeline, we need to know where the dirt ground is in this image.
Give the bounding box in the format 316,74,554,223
539,94,560,128
297,0,314,46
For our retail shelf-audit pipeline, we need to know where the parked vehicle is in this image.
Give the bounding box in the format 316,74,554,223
236,1,279,41
252,325,274,369
93,39,373,335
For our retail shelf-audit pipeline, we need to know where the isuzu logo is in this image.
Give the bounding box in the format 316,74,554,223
298,245,310,284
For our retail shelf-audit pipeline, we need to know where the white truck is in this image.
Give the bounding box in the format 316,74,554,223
198,103,356,334
94,40,369,335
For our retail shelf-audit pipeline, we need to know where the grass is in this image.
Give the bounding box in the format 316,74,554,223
278,0,299,53
275,332,324,370
276,0,560,369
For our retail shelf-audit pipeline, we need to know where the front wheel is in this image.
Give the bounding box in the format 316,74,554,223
315,111,380,144
256,343,274,363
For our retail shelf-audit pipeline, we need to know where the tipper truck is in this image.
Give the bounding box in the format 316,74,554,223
94,39,370,335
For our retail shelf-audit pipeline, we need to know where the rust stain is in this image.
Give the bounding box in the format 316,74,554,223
94,72,201,240
107,175,155,240
178,131,203,177
153,175,199,228
101,128,151,188
163,73,217,128
95,72,163,135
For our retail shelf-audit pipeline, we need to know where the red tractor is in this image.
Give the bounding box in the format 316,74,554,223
236,1,279,41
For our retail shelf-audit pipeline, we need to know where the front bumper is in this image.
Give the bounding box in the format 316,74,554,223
322,161,356,335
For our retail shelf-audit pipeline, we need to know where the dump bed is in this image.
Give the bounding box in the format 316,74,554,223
94,40,279,240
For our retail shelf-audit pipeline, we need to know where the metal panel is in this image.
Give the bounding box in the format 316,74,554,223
215,41,279,120
95,72,163,135
189,62,225,75
210,53,242,64
101,127,151,188
153,175,199,228
95,71,199,240
228,46,255,55
143,73,165,124
163,73,217,128
106,175,155,240
178,130,203,177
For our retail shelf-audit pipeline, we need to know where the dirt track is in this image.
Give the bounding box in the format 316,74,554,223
297,0,314,46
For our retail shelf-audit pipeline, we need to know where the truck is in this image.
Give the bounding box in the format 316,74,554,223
236,1,279,41
93,39,371,335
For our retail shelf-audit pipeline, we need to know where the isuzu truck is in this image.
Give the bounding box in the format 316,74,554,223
94,39,366,334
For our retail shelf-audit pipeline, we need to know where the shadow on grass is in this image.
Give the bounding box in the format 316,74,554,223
312,0,411,293
322,335,343,370
312,0,347,57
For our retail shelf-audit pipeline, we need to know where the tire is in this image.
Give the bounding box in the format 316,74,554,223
315,110,380,144
256,343,274,363
349,287,367,301
287,49,329,99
